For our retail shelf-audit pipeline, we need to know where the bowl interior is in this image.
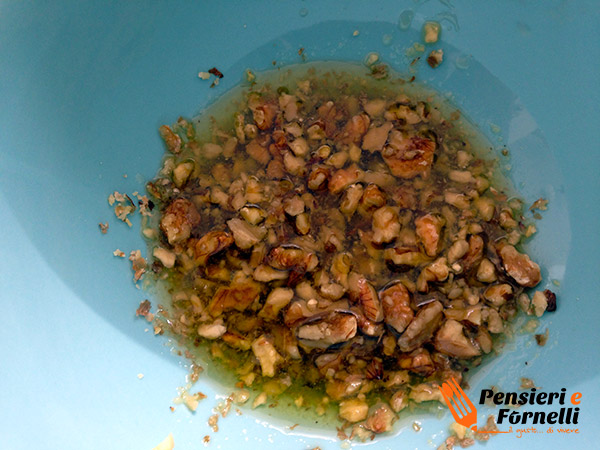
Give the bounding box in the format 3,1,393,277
1,2,598,449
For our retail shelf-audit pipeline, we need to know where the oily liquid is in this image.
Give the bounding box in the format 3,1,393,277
148,61,522,431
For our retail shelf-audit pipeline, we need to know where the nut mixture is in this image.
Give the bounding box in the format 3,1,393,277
142,65,553,436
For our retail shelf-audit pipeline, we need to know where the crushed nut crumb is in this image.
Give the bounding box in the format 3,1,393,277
208,67,224,79
136,299,152,318
427,49,444,68
99,222,109,234
529,198,548,212
208,413,219,432
232,389,250,404
423,21,441,43
520,377,537,390
524,224,537,237
337,427,349,440
459,437,475,448
369,64,389,79
474,415,498,441
188,364,204,383
207,67,224,88
134,193,154,217
129,250,147,282
543,289,557,312
535,328,549,346
113,249,126,258
179,391,207,412
216,396,233,418
109,191,136,226
245,69,256,83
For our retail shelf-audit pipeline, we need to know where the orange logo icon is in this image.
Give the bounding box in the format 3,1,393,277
439,378,511,434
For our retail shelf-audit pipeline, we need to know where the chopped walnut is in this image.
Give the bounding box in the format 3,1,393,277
427,49,444,68
129,250,147,282
535,328,549,346
109,191,136,227
136,300,152,318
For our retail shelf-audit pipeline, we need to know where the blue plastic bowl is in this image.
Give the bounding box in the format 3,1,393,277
1,1,598,449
